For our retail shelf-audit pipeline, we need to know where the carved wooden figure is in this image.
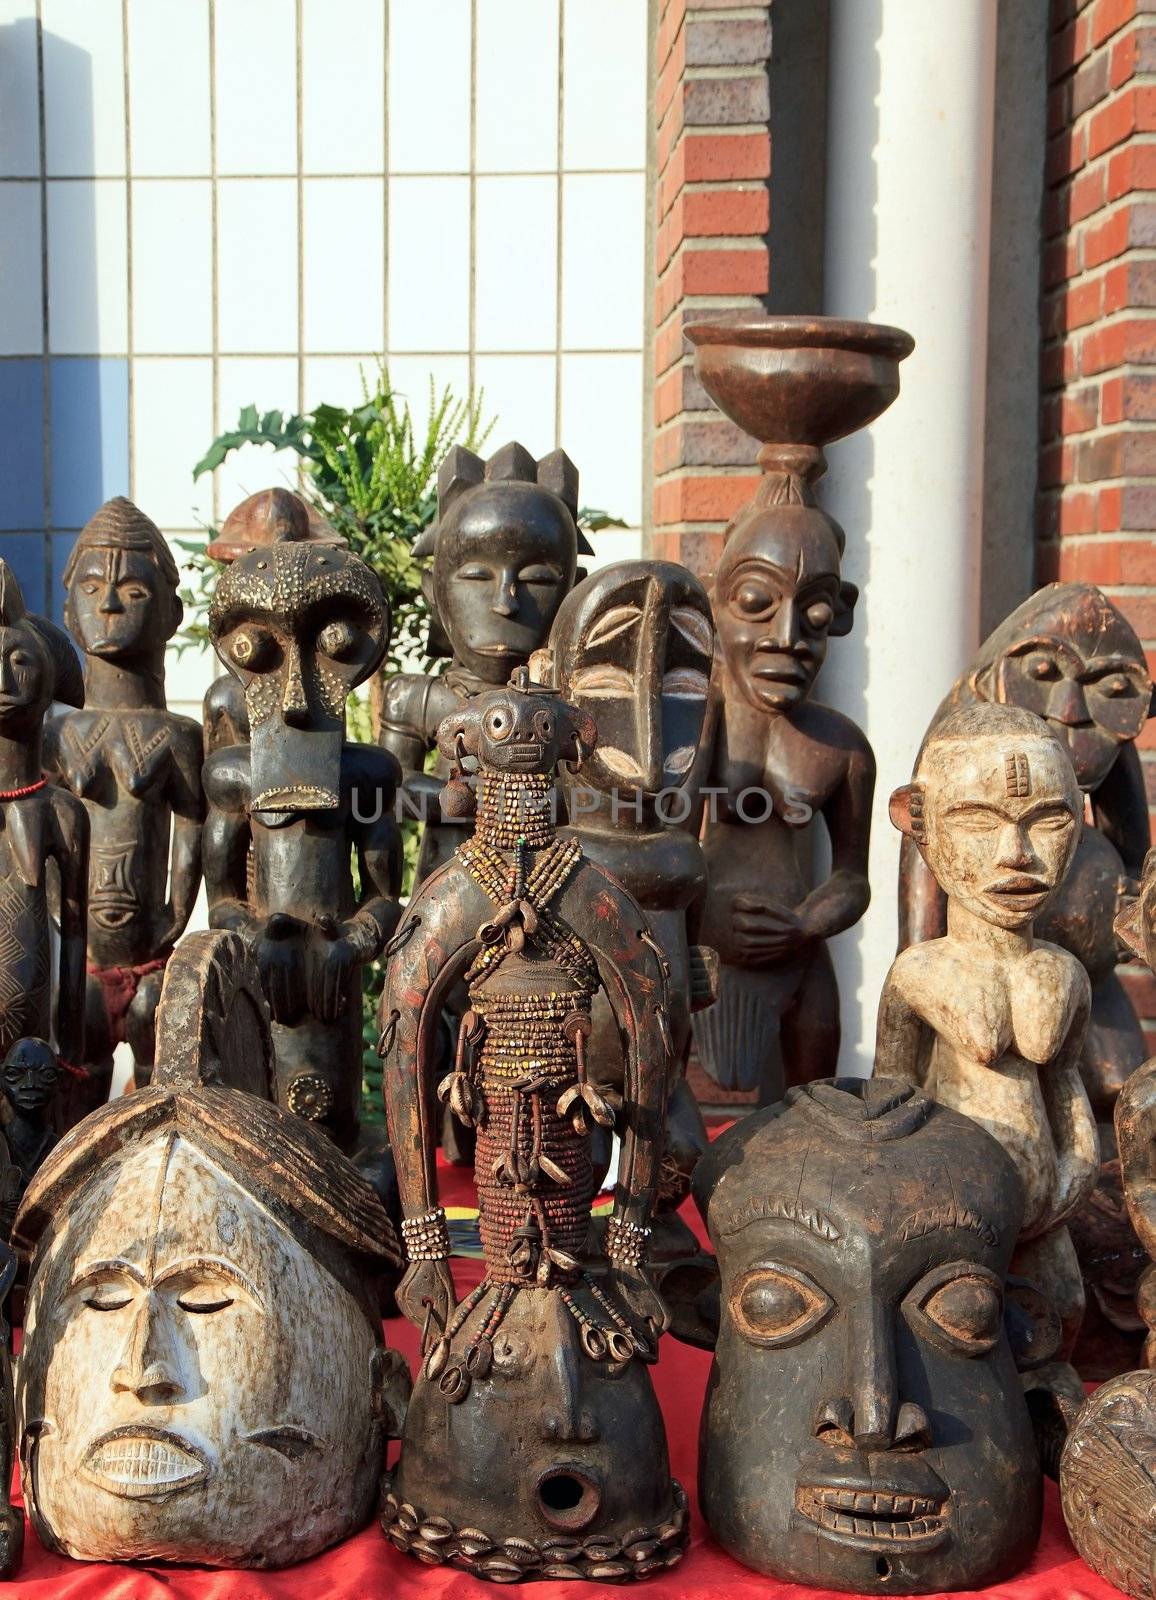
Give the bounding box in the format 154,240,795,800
378,672,687,1581
379,441,589,884
899,583,1154,1119
13,929,407,1570
1112,851,1156,1370
0,562,87,1083
1060,1370,1156,1599
685,316,913,1103
538,559,718,1341
201,489,345,760
0,1039,58,1197
204,533,402,1155
877,703,1098,1360
0,1129,24,1579
45,499,204,1108
694,1076,1043,1593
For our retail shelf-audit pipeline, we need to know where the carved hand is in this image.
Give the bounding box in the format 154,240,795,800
731,894,811,963
613,1263,670,1343
688,944,720,1012
397,1259,457,1335
306,931,359,1023
255,913,308,1025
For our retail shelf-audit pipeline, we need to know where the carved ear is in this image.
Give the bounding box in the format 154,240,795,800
563,705,597,765
829,579,858,637
435,708,482,763
888,782,925,842
528,647,556,688
1149,682,1156,717
1003,1277,1063,1371
421,568,453,660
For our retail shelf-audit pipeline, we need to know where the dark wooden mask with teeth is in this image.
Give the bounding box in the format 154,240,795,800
693,1076,1044,1593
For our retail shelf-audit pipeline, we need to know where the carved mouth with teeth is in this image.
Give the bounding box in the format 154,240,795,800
795,1485,949,1548
83,1428,211,1500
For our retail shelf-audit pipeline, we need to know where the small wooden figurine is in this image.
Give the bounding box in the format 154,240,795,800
13,930,407,1570
204,532,401,1154
684,316,913,1103
539,558,718,1340
694,1076,1043,1593
379,441,589,884
877,703,1098,1358
378,672,687,1581
0,1039,58,1196
899,582,1154,1118
1060,1370,1156,1600
0,562,88,1079
1113,851,1156,1369
46,499,204,1107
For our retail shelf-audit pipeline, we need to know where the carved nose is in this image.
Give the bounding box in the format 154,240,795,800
995,822,1033,870
764,598,800,650
491,573,519,618
815,1397,933,1454
280,645,310,727
540,1337,599,1444
1046,677,1088,726
111,1293,186,1404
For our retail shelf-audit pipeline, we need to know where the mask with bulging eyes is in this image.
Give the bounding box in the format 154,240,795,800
209,543,389,812
544,561,714,799
966,582,1155,792
694,1076,1046,1594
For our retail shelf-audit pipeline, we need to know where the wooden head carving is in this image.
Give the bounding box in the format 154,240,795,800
0,561,83,734
890,704,1082,932
436,668,596,778
63,498,182,669
694,1077,1042,1592
415,442,589,679
540,559,714,799
13,931,405,1570
1060,1370,1156,1599
959,582,1153,794
209,541,389,812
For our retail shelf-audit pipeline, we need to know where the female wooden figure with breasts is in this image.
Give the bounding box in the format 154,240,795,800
46,499,204,1108
877,704,1098,1357
0,563,87,1087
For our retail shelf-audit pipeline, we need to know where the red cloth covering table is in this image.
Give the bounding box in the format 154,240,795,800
4,1157,1122,1599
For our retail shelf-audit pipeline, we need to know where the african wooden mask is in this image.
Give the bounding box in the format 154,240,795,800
541,559,714,799
209,541,389,812
694,1077,1042,1593
14,931,405,1570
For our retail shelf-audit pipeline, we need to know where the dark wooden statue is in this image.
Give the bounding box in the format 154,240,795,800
13,929,407,1570
0,1039,58,1196
877,703,1098,1364
0,1132,23,1578
899,582,1154,1118
1060,1370,1156,1599
378,671,687,1582
45,498,204,1107
694,1075,1043,1593
203,533,402,1155
0,562,88,1080
202,489,345,759
1113,851,1156,1370
538,558,718,1341
379,441,590,884
684,316,913,1103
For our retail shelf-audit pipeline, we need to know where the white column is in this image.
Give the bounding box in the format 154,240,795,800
820,0,998,1074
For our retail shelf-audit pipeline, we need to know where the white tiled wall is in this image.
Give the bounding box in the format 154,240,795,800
0,0,650,720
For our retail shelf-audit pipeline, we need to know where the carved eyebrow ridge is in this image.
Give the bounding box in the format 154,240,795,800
716,1194,842,1241
897,1206,999,1249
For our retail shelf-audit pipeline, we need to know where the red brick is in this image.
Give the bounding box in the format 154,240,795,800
1120,538,1156,579
684,14,771,69
1102,373,1124,421
1104,261,1130,313
682,73,770,127
1057,536,1123,580
1047,122,1087,182
1061,385,1100,431
1091,0,1137,48
677,185,769,239
653,473,761,524
1122,373,1156,416
1121,482,1156,527
1089,93,1138,159
1115,592,1156,641
1107,142,1156,200
681,246,769,296
1100,483,1124,528
683,131,770,184
1060,488,1098,531
1067,275,1106,328
1070,161,1107,222
656,24,687,122
1075,47,1111,112
1111,25,1139,85
1083,205,1129,266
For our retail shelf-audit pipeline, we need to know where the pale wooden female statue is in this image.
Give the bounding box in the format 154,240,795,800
876,703,1098,1357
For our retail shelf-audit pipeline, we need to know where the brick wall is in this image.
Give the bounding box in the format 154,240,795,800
650,0,772,578
1039,0,1156,1041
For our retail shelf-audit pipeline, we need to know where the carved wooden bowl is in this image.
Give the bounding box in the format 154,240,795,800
685,315,914,452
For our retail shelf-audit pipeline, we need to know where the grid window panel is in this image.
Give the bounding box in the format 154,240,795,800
562,0,648,171
131,179,213,354
0,5,42,178
300,0,385,174
41,0,126,176
214,0,297,177
0,181,43,354
2,531,47,613
49,355,130,528
388,175,471,353
561,173,646,351
475,175,558,353
126,0,212,178
132,356,214,530
302,177,384,353
215,355,301,516
46,178,129,354
0,360,44,530
216,177,298,354
560,352,643,527
388,0,470,175
472,353,557,461
474,0,558,174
